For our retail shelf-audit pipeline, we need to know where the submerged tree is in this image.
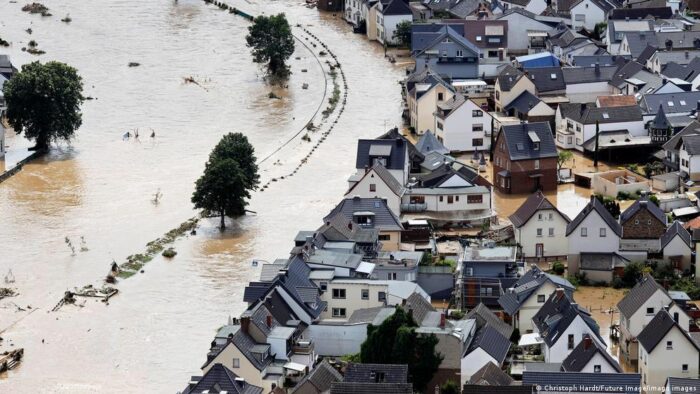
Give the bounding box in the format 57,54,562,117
393,20,412,48
246,13,295,80
557,150,573,172
192,133,259,230
360,307,442,392
3,61,84,151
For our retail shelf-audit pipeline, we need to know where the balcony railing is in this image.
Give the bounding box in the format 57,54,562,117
401,203,428,212
292,340,314,355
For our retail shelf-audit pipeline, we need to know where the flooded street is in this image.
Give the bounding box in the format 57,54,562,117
0,0,404,391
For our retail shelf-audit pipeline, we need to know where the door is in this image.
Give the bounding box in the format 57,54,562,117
536,243,544,258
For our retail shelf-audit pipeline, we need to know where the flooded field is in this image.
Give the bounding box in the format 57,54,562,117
0,0,405,391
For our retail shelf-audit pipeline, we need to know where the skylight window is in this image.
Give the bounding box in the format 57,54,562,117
551,73,557,80
680,100,687,105
668,101,675,106
602,113,609,119
516,143,524,150
476,36,483,41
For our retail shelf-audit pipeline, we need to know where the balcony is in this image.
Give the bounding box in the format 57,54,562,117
401,203,427,213
292,340,314,355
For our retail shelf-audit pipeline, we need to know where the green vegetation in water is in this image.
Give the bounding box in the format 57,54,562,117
21,2,49,14
322,69,340,118
117,217,198,278
162,248,177,258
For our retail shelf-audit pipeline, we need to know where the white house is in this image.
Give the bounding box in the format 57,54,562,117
320,280,429,320
638,309,700,392
566,196,622,274
498,266,576,333
460,325,511,386
509,191,570,260
496,9,555,55
406,69,455,135
555,103,646,152
499,0,548,18
569,0,612,31
616,275,673,363
532,289,607,363
345,163,405,217
434,95,492,152
661,221,693,273
560,334,623,373
375,0,412,46
679,134,700,181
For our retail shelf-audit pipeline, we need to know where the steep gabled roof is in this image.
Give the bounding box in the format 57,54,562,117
415,130,450,155
566,197,621,237
504,90,545,114
616,274,668,319
610,61,644,89
663,120,700,153
666,377,700,394
468,361,514,385
380,0,412,15
344,363,409,383
346,163,406,197
561,334,622,373
414,25,481,59
619,199,666,226
661,220,692,250
638,309,700,353
609,6,672,19
526,67,566,93
467,324,510,363
324,197,404,232
183,363,264,394
498,267,574,316
509,191,570,228
533,290,604,347
330,382,413,394
290,360,343,394
500,122,558,161
465,302,514,339
496,64,526,92
356,139,408,171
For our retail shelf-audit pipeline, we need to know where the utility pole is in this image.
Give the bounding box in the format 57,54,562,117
594,120,600,168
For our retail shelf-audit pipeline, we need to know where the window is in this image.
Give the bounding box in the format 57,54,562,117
476,35,482,41
232,358,240,368
378,234,390,241
548,213,553,220
534,142,540,151
332,288,346,299
681,100,687,106
472,110,483,117
473,138,484,146
369,184,376,192
332,308,347,318
439,196,444,202
468,194,483,204
488,50,499,58
537,228,543,237
465,267,474,276
581,227,587,237
438,92,444,101
448,195,454,204
534,160,540,170
575,14,585,22
320,281,328,291
600,228,606,237
646,307,654,315
538,213,543,220
488,38,501,44
437,122,443,130
683,364,689,373
549,228,554,237
568,334,575,350
455,195,460,202
473,123,484,132
594,365,601,373
441,50,447,58
361,289,369,300
456,50,463,57
666,340,673,349
388,272,398,280
634,219,639,225
537,294,545,303
378,291,386,301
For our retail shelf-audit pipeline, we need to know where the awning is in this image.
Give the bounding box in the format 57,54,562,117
527,31,548,37
519,333,545,347
356,262,376,275
673,206,700,217
284,362,307,372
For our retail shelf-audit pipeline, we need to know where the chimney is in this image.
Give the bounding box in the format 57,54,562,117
241,316,251,334
266,314,272,328
439,313,446,329
555,288,565,301
365,165,370,174
348,222,353,230
594,62,600,75
408,308,414,320
583,335,592,350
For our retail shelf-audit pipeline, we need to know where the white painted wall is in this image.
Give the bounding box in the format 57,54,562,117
435,99,492,152
625,290,671,338
307,323,368,356
542,315,606,363
639,326,699,391
565,82,613,104
515,208,569,259
380,14,412,45
460,348,498,386
570,0,606,31
345,168,402,216
497,13,552,52
567,210,620,256
663,235,692,271
321,281,391,319
517,281,558,333
576,351,619,373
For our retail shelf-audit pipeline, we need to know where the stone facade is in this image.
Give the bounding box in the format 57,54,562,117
621,209,666,239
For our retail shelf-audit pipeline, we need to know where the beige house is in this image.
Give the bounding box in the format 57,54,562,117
320,279,429,320
638,309,700,392
494,65,536,112
406,69,455,135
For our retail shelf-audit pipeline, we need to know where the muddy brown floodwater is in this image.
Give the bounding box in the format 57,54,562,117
0,0,404,392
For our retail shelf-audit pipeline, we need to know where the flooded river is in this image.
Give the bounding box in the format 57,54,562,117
0,0,404,391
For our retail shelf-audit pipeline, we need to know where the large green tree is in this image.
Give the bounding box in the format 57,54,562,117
393,20,412,48
3,61,84,151
192,133,259,230
359,307,442,392
245,13,295,79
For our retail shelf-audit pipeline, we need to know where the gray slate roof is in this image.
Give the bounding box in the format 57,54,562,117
533,290,603,347
415,130,449,155
497,64,525,92
622,31,658,59
465,302,514,339
401,291,437,325
526,67,566,93
610,61,644,89
381,0,412,15
682,134,700,155
579,253,629,271
468,361,514,385
663,120,700,153
661,220,692,250
509,191,569,228
498,266,574,316
640,91,700,116
183,364,264,394
563,65,618,84
616,274,666,319
467,324,510,362
667,377,700,394
290,360,343,394
343,363,409,383
562,104,643,125
330,382,413,394
638,309,700,353
522,372,641,393
356,139,407,171
504,90,544,114
500,122,558,161
620,199,666,226
566,197,622,237
324,197,403,232
561,334,622,372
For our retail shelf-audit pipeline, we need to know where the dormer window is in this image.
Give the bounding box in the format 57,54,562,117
476,36,483,41
534,142,540,151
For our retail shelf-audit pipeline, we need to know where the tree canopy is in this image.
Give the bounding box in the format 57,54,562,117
3,61,84,151
359,307,442,392
246,13,295,80
557,150,573,171
192,133,259,229
393,21,412,48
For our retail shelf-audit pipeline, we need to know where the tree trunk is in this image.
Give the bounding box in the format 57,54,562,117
220,210,226,231
593,121,600,168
